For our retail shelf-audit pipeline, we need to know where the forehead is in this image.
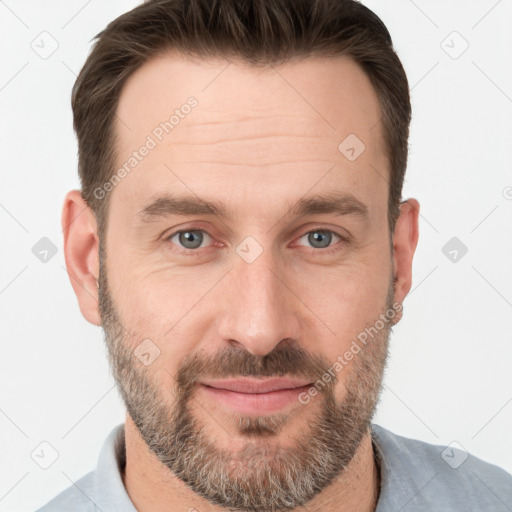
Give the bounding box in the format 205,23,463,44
111,52,388,221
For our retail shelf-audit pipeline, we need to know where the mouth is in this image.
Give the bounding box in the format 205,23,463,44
198,377,313,415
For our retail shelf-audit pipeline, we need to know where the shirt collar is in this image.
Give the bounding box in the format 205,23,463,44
93,423,137,511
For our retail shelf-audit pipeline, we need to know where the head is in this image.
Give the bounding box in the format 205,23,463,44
63,0,419,510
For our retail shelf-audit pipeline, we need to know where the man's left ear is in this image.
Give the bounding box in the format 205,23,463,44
390,198,420,323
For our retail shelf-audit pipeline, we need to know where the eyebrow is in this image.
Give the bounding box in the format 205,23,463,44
137,192,369,223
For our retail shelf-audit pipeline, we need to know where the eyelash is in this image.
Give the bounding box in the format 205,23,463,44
164,227,348,257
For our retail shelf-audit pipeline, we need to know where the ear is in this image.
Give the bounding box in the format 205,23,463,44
391,198,420,324
62,190,101,326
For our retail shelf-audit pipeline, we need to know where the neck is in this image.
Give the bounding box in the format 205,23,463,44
122,413,380,512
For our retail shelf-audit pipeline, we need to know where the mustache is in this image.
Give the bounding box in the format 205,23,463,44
174,344,334,397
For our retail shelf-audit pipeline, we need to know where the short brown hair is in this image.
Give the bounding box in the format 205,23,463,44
72,0,411,240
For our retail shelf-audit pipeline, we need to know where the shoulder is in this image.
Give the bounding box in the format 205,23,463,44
372,424,512,511
33,423,133,512
34,471,98,512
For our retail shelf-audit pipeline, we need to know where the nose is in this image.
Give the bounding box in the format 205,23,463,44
216,249,301,356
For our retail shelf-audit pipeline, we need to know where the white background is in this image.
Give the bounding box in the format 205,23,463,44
1,1,511,510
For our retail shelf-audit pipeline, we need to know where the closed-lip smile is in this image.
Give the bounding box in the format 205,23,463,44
200,377,313,394
198,377,313,415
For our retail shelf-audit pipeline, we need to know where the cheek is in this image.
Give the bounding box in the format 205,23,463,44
108,266,215,379
295,262,389,328
289,261,390,371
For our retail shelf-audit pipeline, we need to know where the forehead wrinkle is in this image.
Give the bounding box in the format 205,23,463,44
159,159,337,168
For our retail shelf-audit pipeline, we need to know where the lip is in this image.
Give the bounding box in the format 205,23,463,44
198,377,313,415
200,377,312,394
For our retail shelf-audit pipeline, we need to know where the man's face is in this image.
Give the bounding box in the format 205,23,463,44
99,53,397,510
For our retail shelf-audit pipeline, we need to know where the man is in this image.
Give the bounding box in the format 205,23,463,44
36,0,512,511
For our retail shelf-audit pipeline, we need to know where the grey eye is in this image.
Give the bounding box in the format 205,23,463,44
171,230,208,250
299,230,341,250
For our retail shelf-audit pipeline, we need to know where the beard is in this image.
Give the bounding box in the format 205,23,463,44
98,245,395,512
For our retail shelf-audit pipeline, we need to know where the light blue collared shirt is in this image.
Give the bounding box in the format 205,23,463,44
35,423,512,511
